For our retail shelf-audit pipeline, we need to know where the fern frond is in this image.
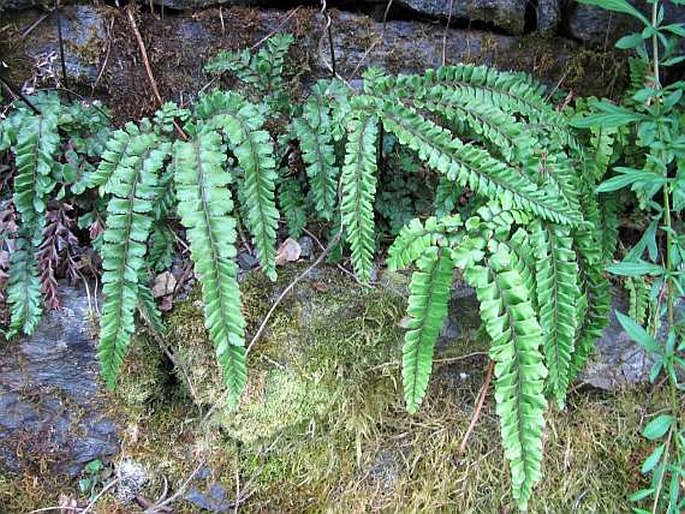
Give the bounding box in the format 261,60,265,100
137,279,166,336
173,130,247,408
626,276,650,326
464,245,547,511
387,216,461,271
402,246,454,413
340,104,379,282
13,111,60,232
197,91,279,281
568,226,611,380
89,122,138,190
5,240,42,338
290,100,339,221
598,193,619,262
533,223,580,408
380,102,579,226
278,172,307,238
98,133,168,389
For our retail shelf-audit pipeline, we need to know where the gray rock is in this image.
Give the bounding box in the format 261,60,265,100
0,286,119,477
565,1,640,45
536,0,561,32
5,5,108,89
394,0,528,35
580,289,685,390
186,482,234,512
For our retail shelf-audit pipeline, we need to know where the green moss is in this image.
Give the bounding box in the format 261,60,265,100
115,334,167,407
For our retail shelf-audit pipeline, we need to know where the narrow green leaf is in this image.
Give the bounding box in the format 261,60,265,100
643,415,674,440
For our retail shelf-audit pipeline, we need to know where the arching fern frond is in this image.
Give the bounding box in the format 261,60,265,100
173,130,247,409
533,223,580,408
340,103,379,282
13,110,60,233
380,102,580,226
402,246,454,413
98,132,168,389
464,245,547,512
197,91,279,281
387,216,462,271
5,240,42,339
290,98,339,221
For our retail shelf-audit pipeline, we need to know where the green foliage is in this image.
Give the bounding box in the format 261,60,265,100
573,1,685,511
0,93,111,338
1,35,632,512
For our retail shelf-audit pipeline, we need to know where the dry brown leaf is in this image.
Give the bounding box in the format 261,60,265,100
275,237,302,266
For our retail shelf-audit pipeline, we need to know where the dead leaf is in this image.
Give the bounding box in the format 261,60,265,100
152,271,177,298
275,237,302,266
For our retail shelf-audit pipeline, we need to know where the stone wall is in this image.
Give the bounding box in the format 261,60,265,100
4,1,679,122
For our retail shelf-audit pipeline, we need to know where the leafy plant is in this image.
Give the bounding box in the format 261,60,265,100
78,459,113,502
573,0,684,511
0,37,622,511
0,93,110,339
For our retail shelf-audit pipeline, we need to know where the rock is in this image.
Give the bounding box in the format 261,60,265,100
579,288,685,391
565,1,640,45
186,482,233,512
0,286,119,477
393,0,528,34
3,5,108,90
536,0,561,33
116,459,149,503
4,5,627,122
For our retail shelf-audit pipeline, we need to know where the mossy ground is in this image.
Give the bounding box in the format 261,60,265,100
1,264,659,513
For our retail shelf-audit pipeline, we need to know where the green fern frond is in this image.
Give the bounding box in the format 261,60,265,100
568,226,611,381
533,223,580,408
598,193,620,261
89,122,138,190
98,133,168,389
197,91,279,281
464,245,547,511
290,100,339,221
402,246,454,413
149,223,175,272
137,279,166,336
278,172,307,238
174,130,247,408
380,102,579,226
5,240,42,338
387,216,462,271
13,111,60,232
626,276,650,326
340,105,379,282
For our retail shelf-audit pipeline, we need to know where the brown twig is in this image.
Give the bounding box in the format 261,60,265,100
457,359,494,457
246,231,342,355
347,0,393,81
441,0,455,66
126,6,188,141
250,7,301,51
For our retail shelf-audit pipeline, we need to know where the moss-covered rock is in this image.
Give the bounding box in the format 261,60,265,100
165,265,408,444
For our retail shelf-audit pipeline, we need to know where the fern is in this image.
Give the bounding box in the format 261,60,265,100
197,91,279,281
532,223,580,408
464,245,547,511
4,240,42,339
290,100,339,221
401,246,454,413
340,103,379,282
173,130,247,408
97,128,168,389
379,101,580,226
278,172,307,238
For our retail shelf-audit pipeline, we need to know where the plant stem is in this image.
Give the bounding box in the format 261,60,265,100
651,1,660,88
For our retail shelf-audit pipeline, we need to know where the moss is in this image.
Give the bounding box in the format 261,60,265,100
115,333,167,407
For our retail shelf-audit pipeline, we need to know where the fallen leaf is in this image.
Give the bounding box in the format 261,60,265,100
152,271,177,298
275,237,302,266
